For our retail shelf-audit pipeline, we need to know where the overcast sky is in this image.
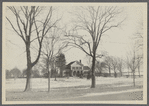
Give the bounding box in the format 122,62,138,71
3,3,146,71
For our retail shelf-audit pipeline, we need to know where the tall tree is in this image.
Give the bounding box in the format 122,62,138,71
65,6,124,88
127,46,142,86
104,56,113,77
134,22,143,49
41,27,68,92
111,57,118,78
6,6,60,91
116,57,123,77
95,61,102,76
55,53,66,77
134,22,143,78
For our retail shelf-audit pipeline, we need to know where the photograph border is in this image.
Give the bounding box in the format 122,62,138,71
1,1,148,105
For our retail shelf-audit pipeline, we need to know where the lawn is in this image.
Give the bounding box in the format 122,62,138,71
5,77,143,101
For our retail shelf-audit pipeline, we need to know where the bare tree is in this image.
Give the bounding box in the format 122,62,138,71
95,61,102,76
127,46,142,86
134,22,143,78
134,22,143,49
95,61,107,77
111,57,118,78
125,57,131,78
65,6,124,88
104,56,113,77
129,22,143,79
116,57,123,77
6,6,60,91
41,27,68,92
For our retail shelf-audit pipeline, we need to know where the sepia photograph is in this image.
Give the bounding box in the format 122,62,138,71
2,2,147,104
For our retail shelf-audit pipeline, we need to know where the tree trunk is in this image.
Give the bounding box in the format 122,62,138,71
47,59,50,92
60,68,63,77
127,67,129,78
120,70,122,77
138,65,140,77
109,67,111,77
114,68,117,78
24,42,32,92
91,52,96,88
48,71,50,92
55,69,57,81
133,70,135,87
24,66,32,92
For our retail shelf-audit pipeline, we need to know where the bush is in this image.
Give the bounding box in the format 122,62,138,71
114,72,117,78
10,67,21,79
42,72,48,78
103,73,109,77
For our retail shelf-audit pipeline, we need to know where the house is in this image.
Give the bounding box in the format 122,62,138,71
83,66,90,72
64,60,90,77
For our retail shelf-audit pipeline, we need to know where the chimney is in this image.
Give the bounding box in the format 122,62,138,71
80,60,81,63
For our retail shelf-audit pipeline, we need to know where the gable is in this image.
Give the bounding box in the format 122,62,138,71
71,61,83,67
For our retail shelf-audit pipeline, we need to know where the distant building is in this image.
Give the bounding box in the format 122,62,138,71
83,66,90,72
64,60,90,77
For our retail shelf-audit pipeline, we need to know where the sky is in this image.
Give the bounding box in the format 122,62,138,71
3,3,146,71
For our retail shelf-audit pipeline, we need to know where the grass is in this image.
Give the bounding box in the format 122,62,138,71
6,78,143,101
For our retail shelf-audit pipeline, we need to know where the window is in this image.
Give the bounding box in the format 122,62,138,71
72,67,75,69
79,67,82,69
76,67,78,69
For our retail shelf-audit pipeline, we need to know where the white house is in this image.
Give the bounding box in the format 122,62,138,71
64,60,90,77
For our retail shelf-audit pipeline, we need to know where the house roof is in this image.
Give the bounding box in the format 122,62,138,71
65,60,91,71
65,61,75,69
75,61,84,66
83,66,90,70
65,61,84,69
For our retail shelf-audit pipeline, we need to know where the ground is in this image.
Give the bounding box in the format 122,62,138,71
5,77,143,101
